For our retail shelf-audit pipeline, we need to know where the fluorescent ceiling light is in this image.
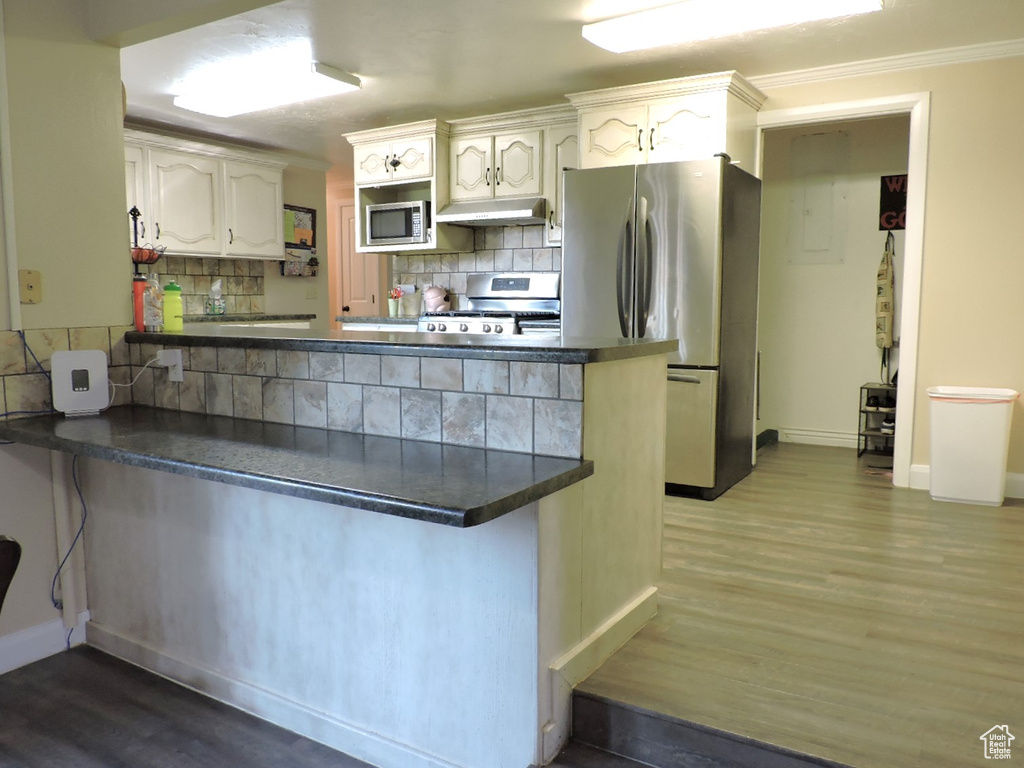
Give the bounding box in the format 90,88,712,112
173,39,360,118
583,0,884,53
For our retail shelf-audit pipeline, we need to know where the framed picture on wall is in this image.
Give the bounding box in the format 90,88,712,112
284,204,316,249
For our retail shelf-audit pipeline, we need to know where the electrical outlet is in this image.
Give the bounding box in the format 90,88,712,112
157,348,184,382
18,269,41,304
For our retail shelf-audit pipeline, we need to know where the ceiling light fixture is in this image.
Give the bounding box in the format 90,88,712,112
172,40,360,118
582,0,884,53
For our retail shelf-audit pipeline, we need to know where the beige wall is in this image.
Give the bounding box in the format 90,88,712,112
0,0,126,643
4,0,127,331
758,116,909,446
263,165,329,329
760,56,1024,473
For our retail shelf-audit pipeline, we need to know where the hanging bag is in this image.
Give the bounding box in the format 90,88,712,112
875,231,895,349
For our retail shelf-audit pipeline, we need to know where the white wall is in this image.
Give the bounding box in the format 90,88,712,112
758,116,909,447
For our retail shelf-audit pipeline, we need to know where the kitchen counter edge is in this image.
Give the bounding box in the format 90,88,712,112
126,327,675,364
0,406,594,528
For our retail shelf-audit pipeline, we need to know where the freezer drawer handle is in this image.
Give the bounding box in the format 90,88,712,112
667,374,702,384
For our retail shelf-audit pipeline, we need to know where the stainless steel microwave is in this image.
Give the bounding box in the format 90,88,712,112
365,200,430,246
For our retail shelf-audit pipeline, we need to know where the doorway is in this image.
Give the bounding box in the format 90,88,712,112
756,93,931,488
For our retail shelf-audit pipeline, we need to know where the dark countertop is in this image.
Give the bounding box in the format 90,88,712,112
128,326,675,364
337,316,418,324
183,313,316,323
0,406,593,528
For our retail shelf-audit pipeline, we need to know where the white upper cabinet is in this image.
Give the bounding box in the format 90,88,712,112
124,144,148,247
450,130,542,201
576,105,647,168
149,149,222,255
570,72,766,171
542,123,579,246
125,131,286,259
225,160,284,258
344,120,474,254
353,136,433,185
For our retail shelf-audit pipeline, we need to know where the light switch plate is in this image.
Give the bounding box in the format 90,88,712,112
19,269,41,304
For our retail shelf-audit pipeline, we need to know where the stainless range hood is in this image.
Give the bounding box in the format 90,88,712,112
434,197,548,227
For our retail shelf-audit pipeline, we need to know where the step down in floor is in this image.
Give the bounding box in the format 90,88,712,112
569,691,853,768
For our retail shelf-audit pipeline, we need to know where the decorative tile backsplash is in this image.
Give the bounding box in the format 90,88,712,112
135,256,266,316
127,341,584,459
393,225,560,310
0,327,133,418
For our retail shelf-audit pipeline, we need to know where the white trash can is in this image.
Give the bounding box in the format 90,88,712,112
927,386,1019,505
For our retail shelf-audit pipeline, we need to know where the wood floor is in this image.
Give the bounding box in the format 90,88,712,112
577,443,1024,768
0,646,372,768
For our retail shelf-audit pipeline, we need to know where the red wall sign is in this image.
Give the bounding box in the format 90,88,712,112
879,174,908,230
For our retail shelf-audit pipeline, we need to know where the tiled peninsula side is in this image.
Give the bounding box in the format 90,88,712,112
82,329,671,768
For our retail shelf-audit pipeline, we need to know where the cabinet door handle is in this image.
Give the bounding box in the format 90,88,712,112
495,166,501,186
389,155,401,169
155,223,160,239
485,168,491,186
228,228,233,244
638,128,643,152
141,222,146,239
649,127,655,152
549,210,555,230
342,305,350,312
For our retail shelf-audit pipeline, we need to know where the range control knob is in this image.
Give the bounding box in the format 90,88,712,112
482,324,492,333
426,323,436,332
495,324,504,334
459,323,469,332
438,323,447,332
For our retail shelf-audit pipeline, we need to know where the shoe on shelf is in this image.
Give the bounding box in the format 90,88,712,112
866,395,880,410
880,416,895,434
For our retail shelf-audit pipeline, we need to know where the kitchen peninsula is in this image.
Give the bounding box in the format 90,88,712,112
0,327,672,768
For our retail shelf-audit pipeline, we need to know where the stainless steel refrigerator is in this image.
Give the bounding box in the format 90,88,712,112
561,156,761,500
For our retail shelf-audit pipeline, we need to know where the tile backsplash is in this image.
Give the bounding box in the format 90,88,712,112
136,256,266,316
127,339,584,459
1,326,133,418
393,225,560,310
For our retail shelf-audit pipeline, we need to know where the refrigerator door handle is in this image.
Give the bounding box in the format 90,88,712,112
667,373,702,384
635,196,653,337
616,216,633,338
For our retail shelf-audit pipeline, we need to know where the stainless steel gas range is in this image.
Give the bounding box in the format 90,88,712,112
416,272,560,337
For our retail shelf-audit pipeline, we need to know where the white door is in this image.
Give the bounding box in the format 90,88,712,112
578,105,647,168
340,204,380,317
149,149,221,255
224,161,283,258
648,93,723,163
352,142,392,185
125,145,148,248
389,137,433,181
543,124,578,245
450,136,493,201
494,131,542,198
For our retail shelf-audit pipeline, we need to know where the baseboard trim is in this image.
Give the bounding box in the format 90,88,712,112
0,610,90,675
778,428,858,449
909,464,1024,500
86,621,462,768
543,586,659,763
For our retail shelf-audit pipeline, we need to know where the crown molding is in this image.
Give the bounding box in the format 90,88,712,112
750,37,1024,90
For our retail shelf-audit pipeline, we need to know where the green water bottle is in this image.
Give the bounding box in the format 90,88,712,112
162,281,183,332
